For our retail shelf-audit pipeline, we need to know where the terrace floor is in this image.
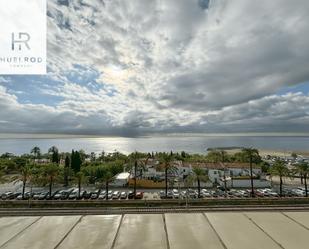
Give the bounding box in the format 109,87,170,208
0,212,309,249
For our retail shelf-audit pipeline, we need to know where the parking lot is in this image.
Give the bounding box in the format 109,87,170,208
1,186,309,201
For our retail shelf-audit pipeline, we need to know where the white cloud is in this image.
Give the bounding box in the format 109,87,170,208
2,0,309,134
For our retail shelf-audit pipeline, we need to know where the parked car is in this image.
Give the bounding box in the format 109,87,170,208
172,189,180,198
120,192,127,199
37,192,48,200
255,189,265,197
201,189,212,198
1,191,14,200
188,189,197,198
268,191,279,197
135,192,143,199
292,189,305,197
32,192,41,200
112,191,121,199
107,190,113,199
82,190,92,199
68,190,79,200
98,191,106,199
128,191,134,199
159,191,166,199
282,189,293,197
60,188,76,200
17,192,31,200
90,189,100,199
53,190,65,200
166,190,173,199
180,190,187,198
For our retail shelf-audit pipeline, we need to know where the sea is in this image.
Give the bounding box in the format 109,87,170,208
0,133,309,155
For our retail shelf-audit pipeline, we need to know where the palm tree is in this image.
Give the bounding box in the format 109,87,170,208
94,163,113,200
43,164,59,196
102,171,113,200
20,165,32,199
268,159,289,196
94,165,114,200
242,148,260,197
219,150,228,194
192,167,209,198
128,152,147,198
159,153,175,197
294,162,309,197
31,146,41,160
74,171,88,199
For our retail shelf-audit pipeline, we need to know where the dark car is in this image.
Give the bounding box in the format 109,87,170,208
159,191,166,199
46,190,59,200
90,189,100,199
61,189,75,200
82,190,92,199
13,192,22,199
128,191,134,199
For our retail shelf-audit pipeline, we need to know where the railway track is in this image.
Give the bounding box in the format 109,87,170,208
1,205,309,216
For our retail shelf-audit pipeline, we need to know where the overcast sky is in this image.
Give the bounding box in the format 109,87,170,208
1,0,309,136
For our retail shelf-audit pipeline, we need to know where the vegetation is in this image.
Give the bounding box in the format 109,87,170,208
1,147,300,199
268,159,290,196
43,164,60,196
241,148,260,197
31,146,41,159
48,146,60,164
294,162,309,197
159,153,176,197
191,167,209,197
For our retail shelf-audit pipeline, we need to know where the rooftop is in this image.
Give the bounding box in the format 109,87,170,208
1,212,308,248
183,162,260,169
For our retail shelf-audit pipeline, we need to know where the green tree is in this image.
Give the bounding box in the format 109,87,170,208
71,150,82,173
43,164,59,196
48,146,60,164
207,150,223,163
192,167,209,198
31,146,41,160
95,165,114,200
268,159,289,197
291,152,298,160
242,148,260,197
64,155,70,187
74,171,88,199
128,152,145,198
294,162,309,197
159,153,175,197
20,164,32,199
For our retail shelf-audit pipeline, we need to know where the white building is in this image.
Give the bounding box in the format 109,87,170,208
220,177,271,188
183,162,266,187
110,172,131,187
